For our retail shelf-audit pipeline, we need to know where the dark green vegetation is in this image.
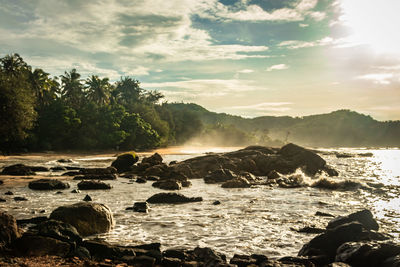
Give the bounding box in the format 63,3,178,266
1,54,399,153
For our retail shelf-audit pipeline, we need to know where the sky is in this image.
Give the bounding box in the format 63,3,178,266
1,0,400,120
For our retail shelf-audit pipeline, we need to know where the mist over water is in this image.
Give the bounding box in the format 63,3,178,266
1,147,400,258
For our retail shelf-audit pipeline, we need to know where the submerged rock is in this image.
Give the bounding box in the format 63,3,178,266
49,202,114,236
147,193,202,204
1,164,35,176
28,179,70,190
133,202,149,213
77,180,112,190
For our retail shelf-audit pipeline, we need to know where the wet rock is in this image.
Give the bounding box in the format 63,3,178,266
191,247,227,266
74,246,91,259
56,191,63,194
299,221,379,262
111,152,139,173
327,209,379,231
126,255,156,266
315,211,335,217
73,174,117,180
136,177,147,183
230,254,258,266
133,202,149,213
276,173,305,188
336,241,400,267
142,153,163,166
83,194,92,201
51,166,68,171
0,198,5,202
61,171,79,176
278,256,316,266
14,196,28,201
335,153,353,158
0,180,3,185
71,189,80,193
80,167,117,175
142,163,169,177
1,164,35,176
213,200,221,205
163,248,188,260
50,202,114,236
152,180,182,190
147,176,160,181
383,254,400,267
267,170,281,179
82,239,135,260
5,191,13,195
77,180,112,190
16,216,48,226
294,226,326,234
28,179,70,190
147,192,202,204
221,177,251,188
0,211,20,246
14,233,70,256
36,219,82,244
57,159,73,163
27,166,49,172
204,169,236,184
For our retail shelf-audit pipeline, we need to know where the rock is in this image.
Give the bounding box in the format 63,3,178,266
83,194,92,201
152,180,182,190
163,248,188,260
74,246,91,259
147,176,160,181
278,143,327,175
51,166,68,171
111,152,139,173
267,170,281,179
221,177,251,188
28,179,70,190
0,198,5,202
4,191,13,195
57,159,73,163
298,222,365,261
82,239,135,260
276,174,305,188
230,254,258,266
315,211,335,217
147,193,203,204
213,200,221,205
14,196,28,201
14,233,70,256
79,167,117,175
77,180,112,190
192,247,227,265
36,219,82,244
336,241,400,267
50,202,114,236
61,171,79,176
136,177,147,183
71,189,80,193
0,180,3,185
278,256,316,266
133,202,149,213
327,209,379,231
73,174,117,180
142,164,169,177
295,226,326,234
204,169,237,184
0,211,20,246
16,216,48,226
126,255,156,266
383,254,400,267
1,164,35,176
27,166,49,172
142,153,163,166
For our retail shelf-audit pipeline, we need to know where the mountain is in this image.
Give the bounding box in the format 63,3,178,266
165,103,400,147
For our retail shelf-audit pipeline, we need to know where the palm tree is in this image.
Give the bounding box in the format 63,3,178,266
60,69,84,109
85,75,111,106
0,53,31,79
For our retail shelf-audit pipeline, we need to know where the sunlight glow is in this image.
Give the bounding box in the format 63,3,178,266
340,0,400,54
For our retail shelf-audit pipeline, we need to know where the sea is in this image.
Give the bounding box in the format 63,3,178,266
1,147,399,259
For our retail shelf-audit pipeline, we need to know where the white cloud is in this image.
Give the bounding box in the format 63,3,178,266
217,102,292,116
266,64,289,71
123,66,150,76
237,69,254,73
279,37,333,49
355,73,394,85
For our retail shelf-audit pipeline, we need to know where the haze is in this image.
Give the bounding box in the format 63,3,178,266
1,0,399,120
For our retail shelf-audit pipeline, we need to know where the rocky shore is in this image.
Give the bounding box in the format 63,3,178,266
0,143,397,266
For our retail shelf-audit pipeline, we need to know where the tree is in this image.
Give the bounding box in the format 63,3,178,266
60,69,84,109
85,75,112,106
113,77,143,110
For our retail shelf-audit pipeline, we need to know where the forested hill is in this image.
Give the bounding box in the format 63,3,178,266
165,103,400,147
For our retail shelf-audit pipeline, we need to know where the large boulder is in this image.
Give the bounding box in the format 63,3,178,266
147,193,202,204
111,152,139,173
28,179,70,190
336,241,400,267
327,209,379,231
1,164,35,176
0,211,20,246
36,219,82,244
49,202,114,236
77,180,112,190
142,153,163,166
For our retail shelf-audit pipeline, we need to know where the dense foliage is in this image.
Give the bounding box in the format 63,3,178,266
1,54,399,153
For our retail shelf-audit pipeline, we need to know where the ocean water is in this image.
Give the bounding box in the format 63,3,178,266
0,147,399,258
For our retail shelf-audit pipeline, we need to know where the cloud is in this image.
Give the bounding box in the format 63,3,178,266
279,37,333,49
355,73,395,85
237,69,254,73
216,102,292,116
266,64,289,72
